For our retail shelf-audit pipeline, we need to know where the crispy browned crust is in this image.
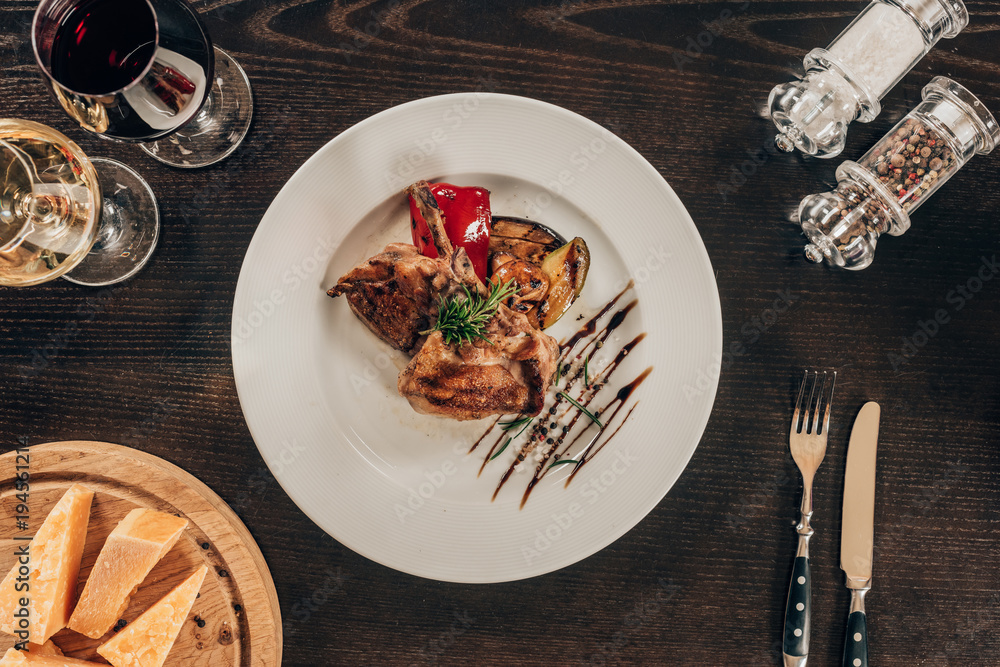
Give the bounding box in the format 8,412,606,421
328,242,484,353
397,306,559,421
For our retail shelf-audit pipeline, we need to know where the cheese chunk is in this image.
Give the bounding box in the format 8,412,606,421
0,648,103,665
68,509,188,639
97,565,207,667
24,643,61,657
0,485,94,644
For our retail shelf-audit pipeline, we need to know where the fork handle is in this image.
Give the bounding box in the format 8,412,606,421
782,545,811,664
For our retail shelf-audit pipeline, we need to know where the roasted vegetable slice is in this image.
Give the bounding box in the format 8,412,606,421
491,253,549,327
409,182,492,283
489,216,564,267
537,237,590,329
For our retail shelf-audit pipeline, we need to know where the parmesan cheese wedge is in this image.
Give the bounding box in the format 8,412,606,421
0,647,103,665
0,484,94,644
68,509,188,639
24,643,61,657
97,565,207,667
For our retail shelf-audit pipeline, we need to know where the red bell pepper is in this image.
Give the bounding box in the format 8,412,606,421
408,183,491,283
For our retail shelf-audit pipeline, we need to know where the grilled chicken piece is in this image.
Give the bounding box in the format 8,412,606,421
327,243,478,353
398,304,560,420
328,181,482,352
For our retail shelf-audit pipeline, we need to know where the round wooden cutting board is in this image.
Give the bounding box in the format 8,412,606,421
0,441,281,665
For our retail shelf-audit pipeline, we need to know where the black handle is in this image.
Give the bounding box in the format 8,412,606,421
783,556,811,658
842,610,868,667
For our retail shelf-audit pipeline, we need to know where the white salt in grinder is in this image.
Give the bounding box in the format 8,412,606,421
799,77,999,269
769,0,968,158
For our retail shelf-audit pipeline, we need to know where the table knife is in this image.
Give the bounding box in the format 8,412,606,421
840,401,880,667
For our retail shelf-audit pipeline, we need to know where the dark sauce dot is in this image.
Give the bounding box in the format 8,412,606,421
233,604,242,612
201,542,210,550
218,569,229,578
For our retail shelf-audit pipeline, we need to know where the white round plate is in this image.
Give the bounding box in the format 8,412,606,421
232,93,721,583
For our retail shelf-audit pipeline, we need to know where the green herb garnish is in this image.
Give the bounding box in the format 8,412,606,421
584,356,590,387
500,415,532,432
489,416,533,461
558,392,604,428
490,438,511,461
548,458,580,469
423,279,518,346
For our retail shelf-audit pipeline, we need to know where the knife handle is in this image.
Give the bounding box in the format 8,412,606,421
782,554,811,662
842,589,868,667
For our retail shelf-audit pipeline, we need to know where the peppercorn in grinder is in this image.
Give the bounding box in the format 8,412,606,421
799,77,999,269
768,0,968,158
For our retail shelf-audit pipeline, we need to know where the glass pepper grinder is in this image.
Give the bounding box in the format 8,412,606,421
769,0,968,158
799,77,998,270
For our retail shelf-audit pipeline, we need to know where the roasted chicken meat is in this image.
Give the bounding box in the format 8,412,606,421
398,302,559,421
327,242,479,354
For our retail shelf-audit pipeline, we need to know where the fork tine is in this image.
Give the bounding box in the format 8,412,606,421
791,370,809,435
805,371,819,433
808,372,826,434
819,371,836,435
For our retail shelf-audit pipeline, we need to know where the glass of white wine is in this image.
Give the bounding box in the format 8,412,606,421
0,119,159,287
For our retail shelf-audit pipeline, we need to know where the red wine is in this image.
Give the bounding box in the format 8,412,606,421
50,0,156,95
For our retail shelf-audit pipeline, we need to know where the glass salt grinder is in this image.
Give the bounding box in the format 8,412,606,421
768,0,968,158
799,77,998,270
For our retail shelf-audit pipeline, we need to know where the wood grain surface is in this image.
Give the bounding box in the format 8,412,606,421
2,0,1000,665
0,442,281,665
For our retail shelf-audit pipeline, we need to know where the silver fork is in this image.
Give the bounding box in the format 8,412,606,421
782,370,836,667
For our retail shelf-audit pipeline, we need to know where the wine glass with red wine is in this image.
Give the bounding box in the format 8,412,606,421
32,0,253,169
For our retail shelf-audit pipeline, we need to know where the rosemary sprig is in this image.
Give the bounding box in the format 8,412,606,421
423,278,518,346
584,355,590,387
558,391,604,428
500,415,532,431
489,438,511,461
489,416,533,461
554,362,562,387
548,458,580,469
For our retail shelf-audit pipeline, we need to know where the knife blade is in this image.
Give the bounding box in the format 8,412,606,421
840,401,880,667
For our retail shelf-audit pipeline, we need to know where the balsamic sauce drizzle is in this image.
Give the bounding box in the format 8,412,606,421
468,280,655,508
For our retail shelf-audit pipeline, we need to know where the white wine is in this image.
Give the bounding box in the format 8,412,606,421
0,120,100,286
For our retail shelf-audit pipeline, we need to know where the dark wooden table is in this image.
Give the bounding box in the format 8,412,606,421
3,1,1000,664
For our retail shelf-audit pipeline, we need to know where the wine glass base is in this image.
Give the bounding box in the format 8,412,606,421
140,47,254,169
62,158,160,286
